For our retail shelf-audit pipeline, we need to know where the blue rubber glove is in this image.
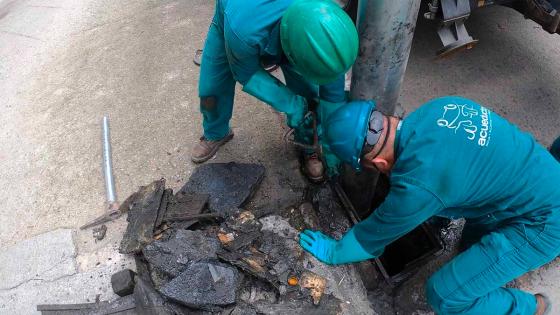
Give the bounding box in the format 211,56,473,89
299,228,375,265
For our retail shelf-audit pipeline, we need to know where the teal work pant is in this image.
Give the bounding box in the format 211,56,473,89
198,0,235,141
198,0,344,142
426,212,560,314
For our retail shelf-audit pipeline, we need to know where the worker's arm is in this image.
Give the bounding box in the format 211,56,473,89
242,69,308,128
300,178,445,265
224,33,308,128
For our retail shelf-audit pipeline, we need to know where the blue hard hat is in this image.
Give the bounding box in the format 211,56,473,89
324,100,376,170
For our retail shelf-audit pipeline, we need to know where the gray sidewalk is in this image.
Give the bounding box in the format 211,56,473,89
0,229,134,314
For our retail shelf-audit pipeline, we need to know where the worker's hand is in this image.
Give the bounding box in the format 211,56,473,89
285,99,308,129
299,228,376,265
299,230,338,265
286,109,305,129
242,69,309,129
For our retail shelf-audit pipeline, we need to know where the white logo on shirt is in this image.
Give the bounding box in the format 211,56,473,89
437,104,478,140
437,103,493,146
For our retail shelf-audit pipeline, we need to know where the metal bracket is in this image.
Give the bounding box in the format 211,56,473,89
437,21,479,57
441,0,471,22
436,0,479,57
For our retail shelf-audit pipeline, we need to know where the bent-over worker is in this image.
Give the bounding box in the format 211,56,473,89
300,96,559,315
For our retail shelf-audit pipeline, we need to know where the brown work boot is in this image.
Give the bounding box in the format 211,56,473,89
535,293,552,315
191,131,234,163
303,153,325,182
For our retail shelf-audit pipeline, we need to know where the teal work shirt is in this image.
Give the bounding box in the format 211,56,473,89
222,0,289,84
354,96,560,257
220,0,344,106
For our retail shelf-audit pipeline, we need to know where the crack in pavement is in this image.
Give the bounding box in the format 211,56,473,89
0,272,79,293
0,29,42,41
0,257,77,291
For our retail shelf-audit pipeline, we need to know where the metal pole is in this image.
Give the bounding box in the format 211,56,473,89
341,0,421,216
335,0,423,287
102,116,117,208
79,117,121,230
350,0,421,115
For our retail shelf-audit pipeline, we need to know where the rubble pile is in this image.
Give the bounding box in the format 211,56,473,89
37,162,374,314
47,162,369,315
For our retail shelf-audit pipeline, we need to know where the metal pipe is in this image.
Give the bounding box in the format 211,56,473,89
341,0,421,216
102,116,117,206
340,2,440,286
350,0,421,115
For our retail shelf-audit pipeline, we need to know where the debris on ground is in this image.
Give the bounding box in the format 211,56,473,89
54,161,455,314
178,162,265,216
111,269,136,297
142,229,220,281
120,179,166,254
251,293,342,315
155,189,173,228
307,184,353,238
37,295,136,315
164,192,209,223
160,262,240,311
134,256,203,315
133,276,173,315
92,224,107,241
43,163,377,314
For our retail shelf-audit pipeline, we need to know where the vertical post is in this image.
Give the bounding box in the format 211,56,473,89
335,0,423,288
351,0,421,113
342,0,421,216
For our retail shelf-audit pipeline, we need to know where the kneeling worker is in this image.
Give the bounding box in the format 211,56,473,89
193,0,358,182
300,96,559,314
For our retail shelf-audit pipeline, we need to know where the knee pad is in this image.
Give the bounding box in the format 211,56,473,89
200,96,217,111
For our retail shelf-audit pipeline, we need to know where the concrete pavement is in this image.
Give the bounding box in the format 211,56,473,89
0,0,559,313
0,229,134,314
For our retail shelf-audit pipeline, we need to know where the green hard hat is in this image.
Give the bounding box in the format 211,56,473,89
280,0,359,85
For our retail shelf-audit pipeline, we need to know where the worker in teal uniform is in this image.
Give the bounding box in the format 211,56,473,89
192,0,358,182
300,96,559,314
